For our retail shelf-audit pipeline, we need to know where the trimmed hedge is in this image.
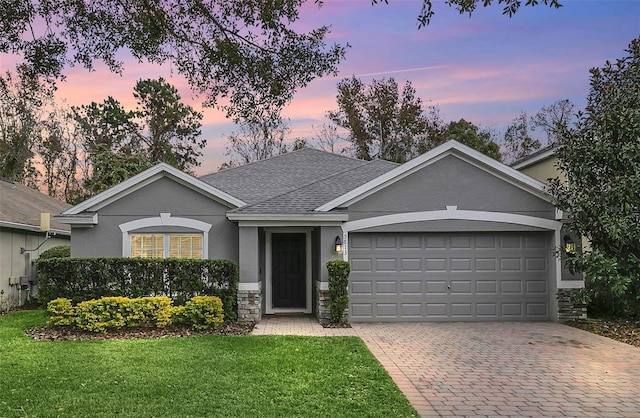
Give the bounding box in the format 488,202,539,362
326,260,350,324
37,258,238,320
39,245,71,259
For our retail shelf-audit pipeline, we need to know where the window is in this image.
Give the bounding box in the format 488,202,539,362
169,234,203,259
130,234,203,259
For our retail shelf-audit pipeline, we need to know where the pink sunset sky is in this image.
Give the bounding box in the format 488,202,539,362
2,1,639,175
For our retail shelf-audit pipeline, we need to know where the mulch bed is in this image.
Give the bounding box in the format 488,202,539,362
25,322,254,342
565,318,640,348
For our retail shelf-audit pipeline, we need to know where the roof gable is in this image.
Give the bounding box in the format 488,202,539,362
315,140,551,212
62,163,246,216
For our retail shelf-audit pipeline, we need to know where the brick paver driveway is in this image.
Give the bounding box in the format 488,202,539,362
353,322,640,417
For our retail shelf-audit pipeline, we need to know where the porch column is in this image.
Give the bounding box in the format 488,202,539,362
237,226,262,323
316,226,345,325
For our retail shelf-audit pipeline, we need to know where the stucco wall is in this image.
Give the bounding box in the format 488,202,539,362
0,227,70,309
70,177,238,261
347,155,556,224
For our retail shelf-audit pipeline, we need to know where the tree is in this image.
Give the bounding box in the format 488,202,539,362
222,117,291,168
75,77,204,198
328,76,435,163
502,112,541,164
549,38,640,317
531,99,576,145
440,119,502,161
502,100,576,164
0,66,86,201
311,123,347,154
373,0,562,27
0,1,345,122
0,67,47,184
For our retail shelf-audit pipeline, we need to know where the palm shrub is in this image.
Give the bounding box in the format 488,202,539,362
326,260,350,324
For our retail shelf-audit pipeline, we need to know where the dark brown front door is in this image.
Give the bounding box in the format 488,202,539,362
272,233,306,308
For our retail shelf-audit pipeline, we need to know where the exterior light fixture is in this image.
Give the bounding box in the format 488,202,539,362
335,236,343,254
564,235,576,255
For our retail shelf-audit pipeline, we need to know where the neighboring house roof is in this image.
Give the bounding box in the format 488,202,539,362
199,148,382,205
315,140,551,212
0,178,72,235
510,145,556,170
59,163,245,224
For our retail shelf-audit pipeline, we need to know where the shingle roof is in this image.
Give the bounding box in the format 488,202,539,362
232,159,398,213
199,148,380,205
0,179,71,232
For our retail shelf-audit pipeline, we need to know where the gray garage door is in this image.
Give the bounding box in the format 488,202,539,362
348,232,552,322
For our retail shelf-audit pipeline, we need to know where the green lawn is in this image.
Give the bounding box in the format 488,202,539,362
0,311,417,417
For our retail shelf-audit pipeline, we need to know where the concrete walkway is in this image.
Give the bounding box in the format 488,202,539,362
252,316,640,418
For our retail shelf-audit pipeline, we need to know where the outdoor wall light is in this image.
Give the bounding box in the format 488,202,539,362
334,236,343,254
564,235,576,255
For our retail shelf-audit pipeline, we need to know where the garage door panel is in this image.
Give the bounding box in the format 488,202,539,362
501,258,522,271
450,281,472,294
477,303,498,317
476,280,498,294
451,303,473,317
475,258,497,271
351,281,373,295
375,235,397,248
426,303,447,317
501,280,523,294
349,232,551,322
451,235,472,248
526,280,548,293
401,281,422,294
525,258,547,271
527,303,549,317
426,281,447,294
400,258,422,271
426,258,447,271
375,258,397,271
376,281,397,294
350,258,372,272
450,258,472,271
400,234,421,249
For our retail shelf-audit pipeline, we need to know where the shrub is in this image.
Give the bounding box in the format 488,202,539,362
326,260,350,324
125,296,173,328
37,258,239,320
180,296,224,330
46,298,75,326
73,296,176,333
39,245,71,259
75,297,130,333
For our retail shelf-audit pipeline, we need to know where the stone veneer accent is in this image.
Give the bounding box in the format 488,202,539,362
557,288,587,321
315,281,349,326
316,285,331,326
237,289,262,323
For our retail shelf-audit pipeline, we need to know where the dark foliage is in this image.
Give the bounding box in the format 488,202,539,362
37,258,238,320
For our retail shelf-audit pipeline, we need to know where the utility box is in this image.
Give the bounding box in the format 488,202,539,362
19,276,30,286
8,277,20,286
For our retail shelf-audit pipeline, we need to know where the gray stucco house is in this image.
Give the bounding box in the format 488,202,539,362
56,140,583,323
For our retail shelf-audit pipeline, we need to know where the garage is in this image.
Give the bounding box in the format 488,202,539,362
348,231,552,322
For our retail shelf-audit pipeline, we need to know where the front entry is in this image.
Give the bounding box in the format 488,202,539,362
272,233,307,308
